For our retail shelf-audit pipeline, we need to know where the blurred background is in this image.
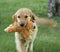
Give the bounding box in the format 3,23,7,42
0,0,60,52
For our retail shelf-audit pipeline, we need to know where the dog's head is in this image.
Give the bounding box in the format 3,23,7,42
12,8,37,27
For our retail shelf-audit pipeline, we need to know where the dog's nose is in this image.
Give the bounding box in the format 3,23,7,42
20,23,25,27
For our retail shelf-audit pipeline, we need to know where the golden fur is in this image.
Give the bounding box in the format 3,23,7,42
4,8,56,52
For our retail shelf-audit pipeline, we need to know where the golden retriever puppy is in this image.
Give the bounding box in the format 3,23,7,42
4,8,38,52
4,8,56,52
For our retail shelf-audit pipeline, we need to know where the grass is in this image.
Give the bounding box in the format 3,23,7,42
0,0,60,52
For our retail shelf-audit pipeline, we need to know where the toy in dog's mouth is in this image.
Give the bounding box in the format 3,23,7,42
4,21,35,38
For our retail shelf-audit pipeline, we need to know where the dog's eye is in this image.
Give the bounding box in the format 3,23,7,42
25,16,28,18
18,16,20,18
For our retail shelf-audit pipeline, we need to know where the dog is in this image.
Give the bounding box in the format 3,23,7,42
4,8,56,52
4,8,38,52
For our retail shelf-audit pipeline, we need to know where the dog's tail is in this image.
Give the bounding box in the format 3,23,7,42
36,18,57,27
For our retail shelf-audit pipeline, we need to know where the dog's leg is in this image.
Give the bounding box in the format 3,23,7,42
26,23,38,52
29,24,38,52
26,42,29,52
29,42,33,52
15,32,22,52
20,39,25,52
26,40,31,52
26,41,33,52
15,32,25,52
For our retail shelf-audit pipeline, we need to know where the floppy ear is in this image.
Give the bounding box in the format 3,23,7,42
30,13,37,22
12,15,17,22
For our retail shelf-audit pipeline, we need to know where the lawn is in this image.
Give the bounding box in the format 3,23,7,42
0,0,60,52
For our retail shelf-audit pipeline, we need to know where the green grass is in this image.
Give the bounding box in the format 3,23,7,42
0,0,60,52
